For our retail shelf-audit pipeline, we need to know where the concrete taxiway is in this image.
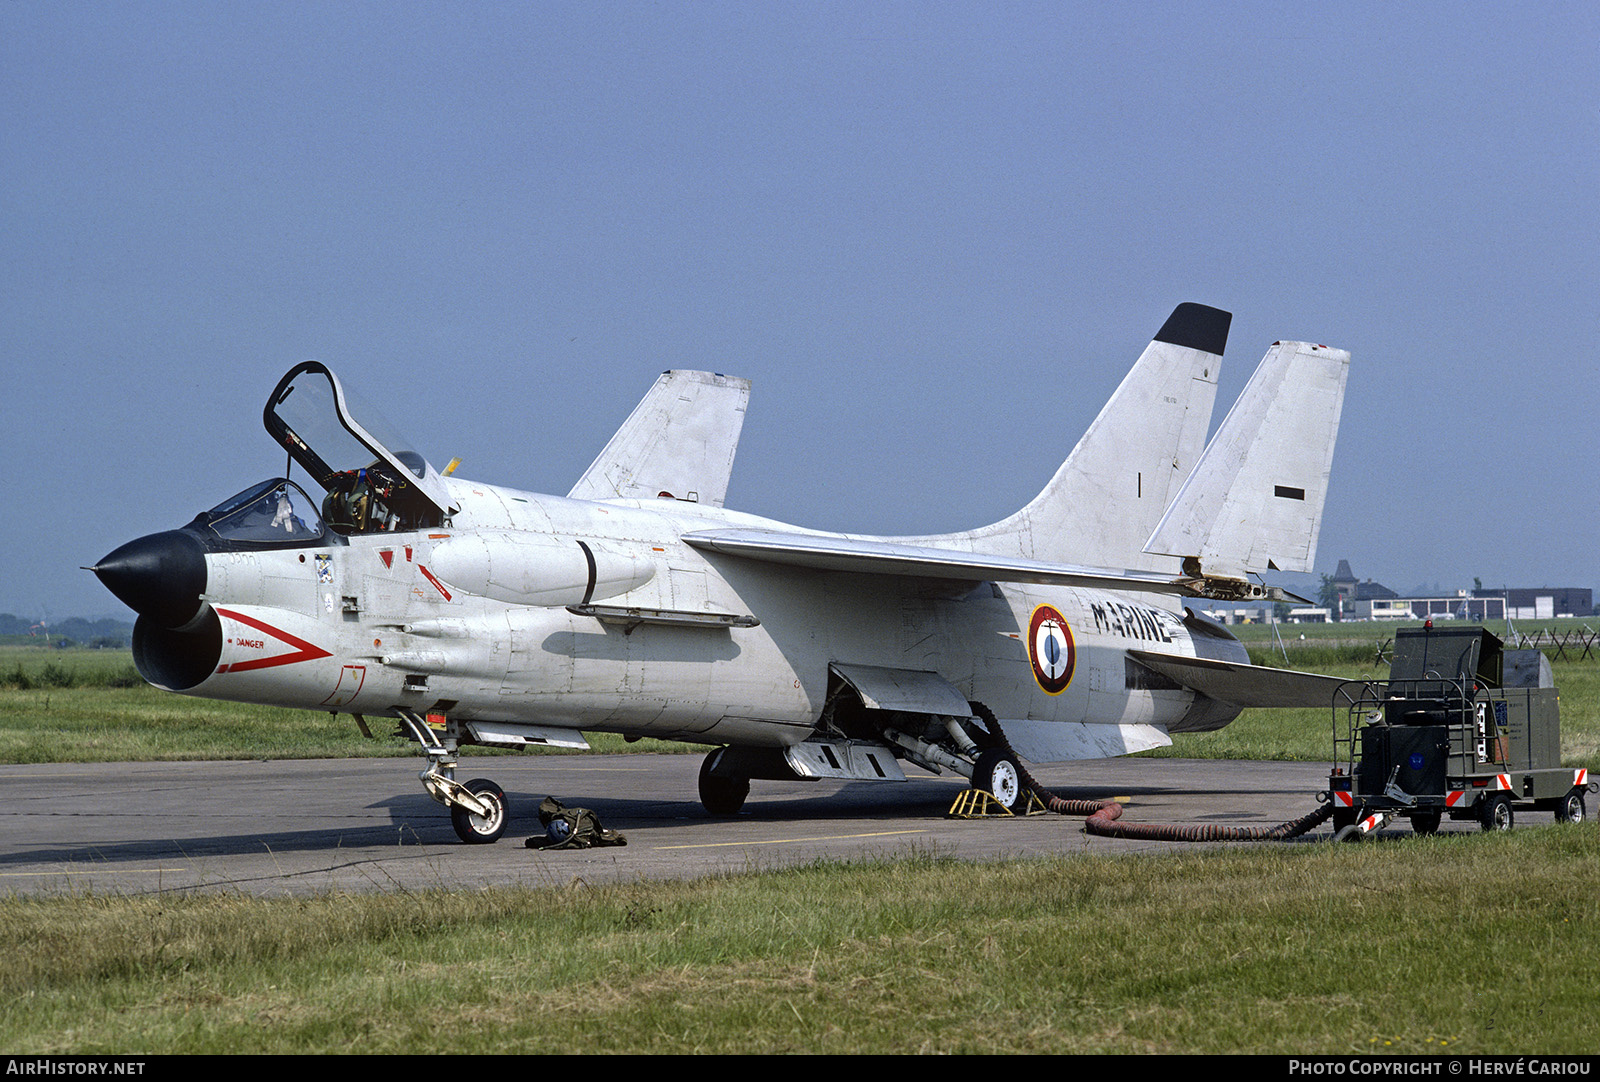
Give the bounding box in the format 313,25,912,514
0,753,1484,897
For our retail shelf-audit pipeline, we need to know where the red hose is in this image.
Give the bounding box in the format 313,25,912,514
1077,798,1332,841
1020,761,1332,841
973,701,1334,842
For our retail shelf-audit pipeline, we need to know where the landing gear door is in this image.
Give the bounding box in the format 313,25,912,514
830,663,973,716
264,362,457,528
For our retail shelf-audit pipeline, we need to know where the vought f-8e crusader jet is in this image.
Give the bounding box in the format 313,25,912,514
93,304,1350,842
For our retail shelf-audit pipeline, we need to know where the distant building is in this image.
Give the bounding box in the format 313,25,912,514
1470,587,1593,620
1328,562,1399,620
1353,592,1505,622
1354,579,1398,602
1330,560,1535,622
1328,560,1400,620
1330,559,1358,612
1198,607,1271,625
1198,605,1328,625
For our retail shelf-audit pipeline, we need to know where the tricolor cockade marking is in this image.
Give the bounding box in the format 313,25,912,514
1028,604,1076,695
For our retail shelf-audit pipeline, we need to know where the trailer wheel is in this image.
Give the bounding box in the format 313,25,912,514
1478,794,1514,833
1410,810,1441,836
1555,788,1587,824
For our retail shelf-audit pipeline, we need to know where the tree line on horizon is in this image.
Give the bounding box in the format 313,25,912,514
0,613,132,646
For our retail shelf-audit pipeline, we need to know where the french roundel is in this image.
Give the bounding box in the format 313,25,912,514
1028,605,1076,695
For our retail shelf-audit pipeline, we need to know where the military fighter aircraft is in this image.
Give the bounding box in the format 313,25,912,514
92,303,1350,842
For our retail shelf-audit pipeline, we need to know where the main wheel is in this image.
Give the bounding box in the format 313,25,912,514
1555,788,1587,824
1478,794,1514,833
1410,810,1442,835
451,778,507,844
698,752,749,816
971,749,1025,812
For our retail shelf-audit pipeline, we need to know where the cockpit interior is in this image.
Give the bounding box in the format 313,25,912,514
262,362,455,536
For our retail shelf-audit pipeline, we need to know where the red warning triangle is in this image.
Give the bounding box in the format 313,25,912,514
216,608,333,673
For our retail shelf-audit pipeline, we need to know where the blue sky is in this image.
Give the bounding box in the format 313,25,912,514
3,2,1597,620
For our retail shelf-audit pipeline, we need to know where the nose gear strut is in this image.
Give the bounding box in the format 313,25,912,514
394,708,508,843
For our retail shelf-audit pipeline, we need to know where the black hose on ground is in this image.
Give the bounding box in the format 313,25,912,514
969,700,1335,842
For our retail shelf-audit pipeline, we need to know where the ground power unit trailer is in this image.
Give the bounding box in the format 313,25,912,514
1327,624,1592,838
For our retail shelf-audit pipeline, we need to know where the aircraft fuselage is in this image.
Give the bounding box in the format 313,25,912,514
129,476,1236,750
98,305,1349,835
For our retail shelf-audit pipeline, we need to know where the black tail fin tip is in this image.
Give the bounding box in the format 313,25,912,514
1154,303,1232,357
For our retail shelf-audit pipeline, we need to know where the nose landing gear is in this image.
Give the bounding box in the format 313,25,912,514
396,709,510,843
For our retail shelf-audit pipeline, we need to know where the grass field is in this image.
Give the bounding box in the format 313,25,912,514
2,628,1596,1054
2,831,1594,1054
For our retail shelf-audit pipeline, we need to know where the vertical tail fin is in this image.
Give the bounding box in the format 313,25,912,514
945,303,1230,570
1143,340,1350,584
568,370,750,507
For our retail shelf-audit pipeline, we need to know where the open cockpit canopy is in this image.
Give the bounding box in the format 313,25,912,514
264,362,456,534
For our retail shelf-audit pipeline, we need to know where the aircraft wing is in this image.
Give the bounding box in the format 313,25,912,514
1126,649,1351,708
682,528,1194,595
569,370,750,508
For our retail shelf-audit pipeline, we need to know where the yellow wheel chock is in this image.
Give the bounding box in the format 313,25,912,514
947,787,1047,819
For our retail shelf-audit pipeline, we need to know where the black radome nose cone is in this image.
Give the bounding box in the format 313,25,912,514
92,531,207,628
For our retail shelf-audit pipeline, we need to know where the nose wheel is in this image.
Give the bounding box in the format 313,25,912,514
396,709,512,844
450,778,508,844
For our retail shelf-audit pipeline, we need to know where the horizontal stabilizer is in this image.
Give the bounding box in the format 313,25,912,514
1144,341,1349,580
1126,650,1349,709
684,528,1193,595
569,370,750,508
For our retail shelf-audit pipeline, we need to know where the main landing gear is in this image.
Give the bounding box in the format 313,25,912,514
693,702,1032,817
881,701,1030,813
698,751,751,816
395,709,508,843
970,747,1026,813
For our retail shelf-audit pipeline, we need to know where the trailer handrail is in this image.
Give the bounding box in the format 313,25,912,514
1331,675,1484,775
